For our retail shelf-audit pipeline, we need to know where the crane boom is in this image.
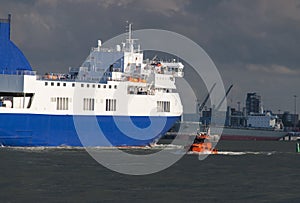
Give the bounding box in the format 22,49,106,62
198,83,216,113
215,84,233,111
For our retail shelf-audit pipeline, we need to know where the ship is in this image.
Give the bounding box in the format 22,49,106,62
199,111,287,141
188,130,218,154
221,110,288,140
220,127,287,141
0,15,184,147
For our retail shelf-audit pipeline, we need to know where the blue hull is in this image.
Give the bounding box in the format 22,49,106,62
0,113,180,147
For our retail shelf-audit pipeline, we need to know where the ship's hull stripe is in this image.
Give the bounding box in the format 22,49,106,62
0,113,180,146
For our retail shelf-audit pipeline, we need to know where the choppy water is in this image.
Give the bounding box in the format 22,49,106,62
1,140,300,202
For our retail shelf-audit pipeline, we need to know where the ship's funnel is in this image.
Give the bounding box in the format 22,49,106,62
0,14,32,73
0,14,10,40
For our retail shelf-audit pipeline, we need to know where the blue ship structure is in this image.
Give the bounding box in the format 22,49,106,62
0,14,32,73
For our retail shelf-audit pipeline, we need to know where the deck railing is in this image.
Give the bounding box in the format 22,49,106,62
0,70,36,76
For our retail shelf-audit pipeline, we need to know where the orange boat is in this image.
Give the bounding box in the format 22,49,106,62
189,133,218,154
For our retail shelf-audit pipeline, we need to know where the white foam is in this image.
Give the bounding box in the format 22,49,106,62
0,145,278,156
216,151,276,156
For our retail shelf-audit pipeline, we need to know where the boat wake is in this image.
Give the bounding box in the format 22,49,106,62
217,151,276,156
0,144,184,152
0,146,86,151
187,151,277,156
0,145,284,156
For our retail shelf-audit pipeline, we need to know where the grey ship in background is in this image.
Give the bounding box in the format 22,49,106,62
198,92,287,140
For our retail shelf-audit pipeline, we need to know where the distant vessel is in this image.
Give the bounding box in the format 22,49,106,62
0,15,184,147
220,111,287,140
220,127,287,141
181,113,287,141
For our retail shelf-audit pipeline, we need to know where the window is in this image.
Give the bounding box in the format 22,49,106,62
83,98,95,111
92,84,95,88
103,85,106,89
63,83,66,87
157,101,170,112
57,83,60,86
81,84,84,88
51,82,54,86
56,97,69,110
72,83,75,87
109,85,112,89
98,85,101,88
45,82,48,86
87,84,90,88
114,85,117,89
105,99,116,111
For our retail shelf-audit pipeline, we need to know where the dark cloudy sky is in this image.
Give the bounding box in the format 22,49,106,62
1,0,299,114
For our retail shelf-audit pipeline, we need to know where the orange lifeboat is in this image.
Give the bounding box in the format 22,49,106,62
189,133,218,154
190,143,218,154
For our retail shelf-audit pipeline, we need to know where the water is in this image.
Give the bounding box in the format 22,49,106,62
0,140,300,202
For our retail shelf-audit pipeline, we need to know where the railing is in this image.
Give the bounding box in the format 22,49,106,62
0,70,36,76
91,47,118,52
36,73,76,81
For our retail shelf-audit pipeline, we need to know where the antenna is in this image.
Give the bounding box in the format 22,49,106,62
125,21,134,52
125,21,132,41
128,23,132,42
129,23,133,53
125,21,139,53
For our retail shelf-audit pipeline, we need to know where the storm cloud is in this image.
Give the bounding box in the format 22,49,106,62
1,0,299,113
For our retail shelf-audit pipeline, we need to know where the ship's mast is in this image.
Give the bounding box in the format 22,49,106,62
127,22,134,53
126,22,137,53
128,23,132,42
